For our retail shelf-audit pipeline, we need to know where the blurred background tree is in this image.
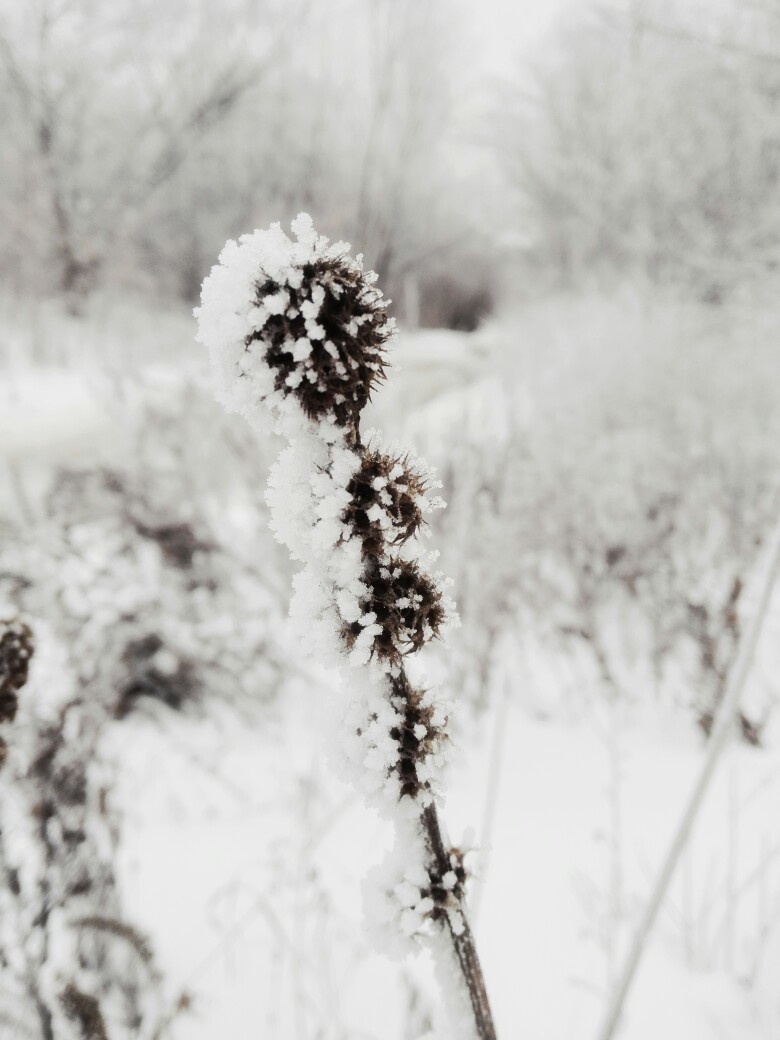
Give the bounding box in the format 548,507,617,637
0,0,492,326
494,0,780,300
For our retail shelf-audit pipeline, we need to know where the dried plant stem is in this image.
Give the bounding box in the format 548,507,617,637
596,516,780,1040
421,801,497,1040
196,216,497,1038
472,672,511,923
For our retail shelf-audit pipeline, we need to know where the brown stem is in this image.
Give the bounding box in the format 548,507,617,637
421,802,497,1040
347,412,496,1036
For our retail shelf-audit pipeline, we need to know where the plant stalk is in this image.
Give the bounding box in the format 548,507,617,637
421,802,497,1040
596,516,780,1040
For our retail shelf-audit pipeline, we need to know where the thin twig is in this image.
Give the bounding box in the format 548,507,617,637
472,670,512,923
421,802,497,1040
596,515,780,1040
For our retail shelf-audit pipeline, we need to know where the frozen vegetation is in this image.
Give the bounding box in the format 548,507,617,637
2,0,780,1037
1,276,780,1038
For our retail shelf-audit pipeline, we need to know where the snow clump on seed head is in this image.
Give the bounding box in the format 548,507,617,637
195,213,395,439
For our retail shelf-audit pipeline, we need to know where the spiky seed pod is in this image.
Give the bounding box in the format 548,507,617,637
343,559,447,663
196,215,395,438
255,256,392,430
200,216,496,1039
0,619,33,724
344,447,430,557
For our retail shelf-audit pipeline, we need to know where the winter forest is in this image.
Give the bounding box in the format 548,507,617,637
1,0,780,1037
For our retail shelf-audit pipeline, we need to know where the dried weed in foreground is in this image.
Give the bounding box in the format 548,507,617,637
196,214,496,1040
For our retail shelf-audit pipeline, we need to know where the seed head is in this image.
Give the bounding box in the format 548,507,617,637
0,619,33,725
343,447,430,557
343,559,447,663
255,254,392,430
196,214,395,436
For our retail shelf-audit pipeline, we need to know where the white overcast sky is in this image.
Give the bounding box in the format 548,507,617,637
472,0,593,72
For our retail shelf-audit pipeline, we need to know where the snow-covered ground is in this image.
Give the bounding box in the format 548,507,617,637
2,295,780,1040
116,684,780,1040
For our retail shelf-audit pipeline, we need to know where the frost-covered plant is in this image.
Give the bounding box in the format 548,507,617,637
0,617,171,1039
196,214,496,1040
0,396,300,1037
0,691,166,1039
35,465,286,719
0,466,263,1038
0,619,34,768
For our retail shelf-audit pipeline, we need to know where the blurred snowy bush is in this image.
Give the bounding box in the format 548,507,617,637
407,295,780,740
0,367,300,1036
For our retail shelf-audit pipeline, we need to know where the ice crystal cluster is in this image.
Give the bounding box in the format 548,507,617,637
196,215,465,948
365,833,472,958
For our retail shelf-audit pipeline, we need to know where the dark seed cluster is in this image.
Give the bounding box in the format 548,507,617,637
344,448,429,558
0,619,33,722
420,847,469,924
115,634,196,718
133,520,209,570
27,708,117,907
0,619,34,768
59,983,108,1040
344,559,446,663
247,255,393,431
389,680,448,799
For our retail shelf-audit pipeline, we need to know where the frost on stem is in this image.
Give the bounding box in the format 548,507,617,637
341,679,451,809
367,828,471,950
60,983,108,1040
197,215,494,1039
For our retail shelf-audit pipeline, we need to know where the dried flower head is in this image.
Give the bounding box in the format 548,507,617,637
256,254,391,429
343,559,447,663
0,619,33,724
196,214,395,436
115,633,195,717
59,983,108,1040
344,447,430,557
133,520,209,569
201,216,494,1039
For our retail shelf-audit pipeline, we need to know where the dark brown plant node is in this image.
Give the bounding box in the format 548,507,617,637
342,559,446,663
59,983,108,1040
0,619,33,722
388,679,448,800
344,447,429,557
0,621,33,752
133,520,210,569
246,254,392,430
418,847,470,925
115,634,196,717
